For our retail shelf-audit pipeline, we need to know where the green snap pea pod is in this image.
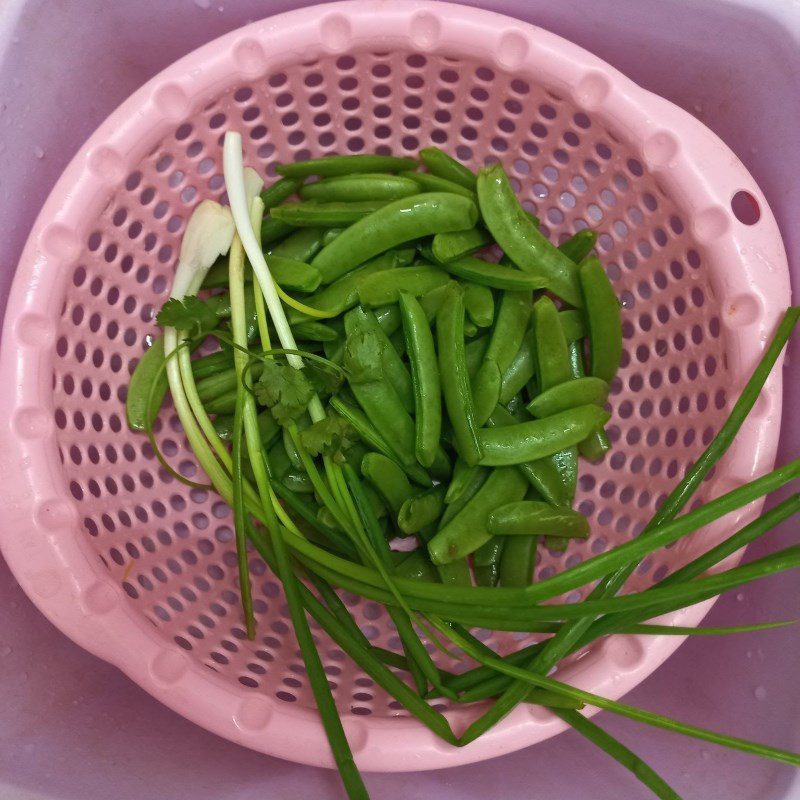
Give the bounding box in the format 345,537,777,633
437,285,483,467
419,147,477,190
300,173,421,202
463,283,494,328
260,216,295,245
428,468,528,564
312,193,478,284
471,358,502,427
270,227,327,262
417,527,472,586
343,331,419,471
544,536,569,552
568,340,612,460
291,321,339,342
473,291,532,423
534,295,578,498
499,334,535,404
527,376,609,418
486,405,572,508
260,176,302,209
477,164,583,307
322,227,345,246
213,409,280,446
345,306,414,412
432,226,493,262
267,436,293,480
267,256,322,293
400,170,476,199
435,254,547,291
445,460,482,504
465,335,489,380
580,256,622,383
283,470,315,494
191,350,233,381
362,482,388,521
418,282,454,323
499,534,538,587
288,249,414,324
195,369,237,404
360,452,414,517
328,398,431,487
559,310,586,343
534,296,572,391
126,338,169,432
429,447,453,482
276,154,417,178
203,389,237,415
479,406,610,466
358,266,450,307
399,292,442,468
398,486,446,534
473,538,506,587
488,501,590,538
440,465,489,528
395,550,440,582
271,200,391,227
282,425,305,471
377,305,403,339
558,229,597,264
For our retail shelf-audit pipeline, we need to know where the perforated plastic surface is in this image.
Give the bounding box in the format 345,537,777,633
0,0,789,772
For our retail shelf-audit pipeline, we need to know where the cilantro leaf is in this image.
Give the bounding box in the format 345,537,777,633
254,360,314,425
299,415,354,463
305,362,344,396
343,330,383,383
156,296,218,337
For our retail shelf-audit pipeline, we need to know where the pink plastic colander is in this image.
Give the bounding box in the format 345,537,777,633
0,0,790,773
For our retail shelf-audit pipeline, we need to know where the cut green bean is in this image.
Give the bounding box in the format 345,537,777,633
300,173,420,202
277,154,417,178
558,310,587,343
271,199,391,227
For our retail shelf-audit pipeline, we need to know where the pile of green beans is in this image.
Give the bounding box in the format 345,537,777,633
127,147,800,800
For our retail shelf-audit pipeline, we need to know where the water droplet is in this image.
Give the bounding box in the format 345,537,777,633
33,146,44,159
735,592,744,602
0,644,12,657
754,685,767,701
756,647,765,661
746,649,753,659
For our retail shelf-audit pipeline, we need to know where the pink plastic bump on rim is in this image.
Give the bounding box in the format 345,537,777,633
0,0,789,773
